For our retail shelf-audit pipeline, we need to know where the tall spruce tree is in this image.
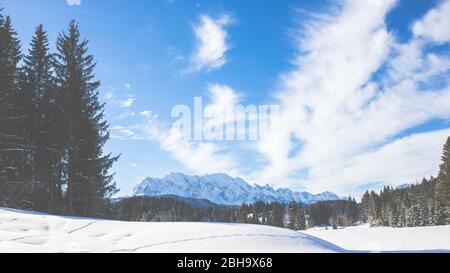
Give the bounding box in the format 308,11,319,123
54,20,119,217
344,197,358,226
436,137,450,224
288,201,298,230
296,207,306,230
270,202,284,228
368,191,382,226
360,190,370,222
389,200,400,227
0,15,20,93
21,25,63,212
0,13,30,208
238,203,250,223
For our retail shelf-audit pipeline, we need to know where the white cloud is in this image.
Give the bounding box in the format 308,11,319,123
140,110,153,117
189,14,234,72
119,96,135,108
207,83,242,107
104,85,136,109
110,111,160,140
110,125,141,140
109,84,242,175
157,127,238,175
66,0,81,6
105,92,114,100
111,107,239,175
153,84,240,175
306,129,450,195
412,0,450,44
250,0,450,194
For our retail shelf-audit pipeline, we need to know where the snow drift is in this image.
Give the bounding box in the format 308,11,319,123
1,208,449,253
304,224,450,253
0,208,342,253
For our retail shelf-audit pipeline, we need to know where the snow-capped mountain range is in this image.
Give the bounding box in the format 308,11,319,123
132,173,341,206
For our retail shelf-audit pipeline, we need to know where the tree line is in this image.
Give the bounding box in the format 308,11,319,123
112,196,238,223
237,201,293,228
236,198,359,230
112,197,360,231
0,9,118,217
361,137,450,227
307,198,358,229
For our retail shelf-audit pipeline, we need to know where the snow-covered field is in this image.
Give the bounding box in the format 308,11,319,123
1,208,449,253
304,224,450,253
0,208,341,253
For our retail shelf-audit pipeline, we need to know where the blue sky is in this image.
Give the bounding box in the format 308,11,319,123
2,0,450,197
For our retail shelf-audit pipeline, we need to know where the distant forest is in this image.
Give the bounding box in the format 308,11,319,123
1,8,449,230
110,196,359,231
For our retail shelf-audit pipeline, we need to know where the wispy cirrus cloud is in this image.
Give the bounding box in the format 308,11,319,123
119,96,135,108
153,85,241,175
110,110,159,140
251,0,450,194
66,0,81,6
109,84,242,175
412,0,450,44
309,128,450,194
188,14,235,72
104,91,135,109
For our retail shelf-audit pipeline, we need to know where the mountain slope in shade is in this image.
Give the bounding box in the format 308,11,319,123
132,173,341,206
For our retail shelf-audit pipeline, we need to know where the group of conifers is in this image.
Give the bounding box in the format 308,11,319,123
0,8,118,217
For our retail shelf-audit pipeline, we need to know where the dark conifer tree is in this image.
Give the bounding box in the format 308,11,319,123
238,203,249,223
296,207,306,230
270,202,284,228
0,13,30,208
54,20,119,217
288,201,298,230
389,199,400,227
329,213,337,229
21,25,63,212
344,197,358,226
287,201,306,230
360,190,370,222
436,137,450,224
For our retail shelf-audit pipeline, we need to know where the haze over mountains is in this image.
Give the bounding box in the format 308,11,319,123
132,173,341,206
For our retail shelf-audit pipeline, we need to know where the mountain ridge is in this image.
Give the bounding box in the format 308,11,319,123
132,172,341,206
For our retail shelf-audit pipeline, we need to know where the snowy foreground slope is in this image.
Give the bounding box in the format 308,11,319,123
0,208,341,253
1,208,449,253
304,224,450,253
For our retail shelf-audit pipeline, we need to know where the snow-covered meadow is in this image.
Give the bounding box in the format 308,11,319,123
0,208,341,253
0,208,449,253
304,224,450,253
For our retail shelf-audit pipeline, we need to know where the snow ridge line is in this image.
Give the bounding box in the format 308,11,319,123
67,221,97,234
0,218,18,225
10,234,43,242
7,221,97,242
111,233,309,253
